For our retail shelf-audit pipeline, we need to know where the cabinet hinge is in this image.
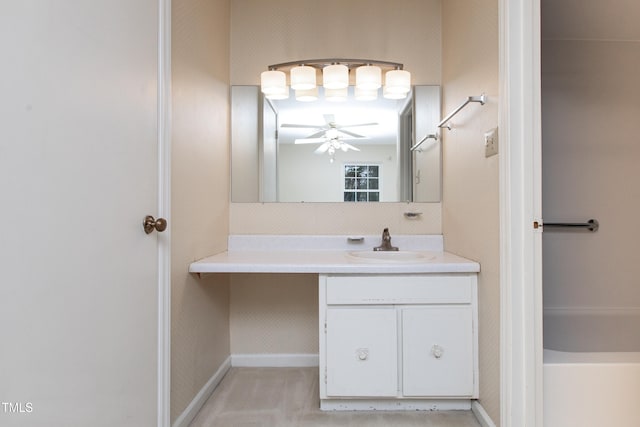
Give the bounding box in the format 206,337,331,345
324,321,327,334
324,367,327,384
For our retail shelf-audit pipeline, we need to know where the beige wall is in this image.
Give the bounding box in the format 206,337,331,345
541,6,640,310
230,0,442,86
229,0,443,235
230,274,319,355
441,0,500,424
171,0,231,422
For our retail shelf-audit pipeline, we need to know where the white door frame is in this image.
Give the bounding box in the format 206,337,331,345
157,0,172,426
499,0,543,426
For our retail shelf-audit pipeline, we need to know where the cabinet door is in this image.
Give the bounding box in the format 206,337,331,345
402,306,474,396
326,308,397,396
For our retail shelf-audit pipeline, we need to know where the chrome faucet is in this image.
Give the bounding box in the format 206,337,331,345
374,228,399,251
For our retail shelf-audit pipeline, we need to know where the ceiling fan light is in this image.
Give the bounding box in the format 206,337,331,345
295,87,318,102
355,87,378,101
323,64,349,89
324,87,348,102
290,65,316,90
355,65,382,90
326,128,339,139
383,85,408,99
260,70,286,95
385,69,411,94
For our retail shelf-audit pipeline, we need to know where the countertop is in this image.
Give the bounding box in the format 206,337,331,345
189,235,480,275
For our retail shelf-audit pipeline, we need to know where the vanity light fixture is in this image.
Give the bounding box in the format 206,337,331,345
295,87,319,102
384,69,411,95
290,65,316,90
355,64,382,90
324,87,349,102
355,87,379,101
260,69,288,97
323,64,349,89
260,59,411,101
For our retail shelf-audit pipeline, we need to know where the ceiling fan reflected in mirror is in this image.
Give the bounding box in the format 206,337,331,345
281,114,377,162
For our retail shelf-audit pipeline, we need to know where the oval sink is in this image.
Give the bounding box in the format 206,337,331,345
347,251,433,263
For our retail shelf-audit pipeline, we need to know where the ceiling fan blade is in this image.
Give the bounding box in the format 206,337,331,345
338,129,367,138
341,143,361,152
281,123,323,129
314,142,330,154
336,122,378,128
294,137,326,144
304,130,328,139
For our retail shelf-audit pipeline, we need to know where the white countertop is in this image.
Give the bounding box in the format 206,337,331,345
189,235,480,274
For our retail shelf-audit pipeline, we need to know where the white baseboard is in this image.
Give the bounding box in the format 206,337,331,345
172,356,232,427
231,353,319,367
472,400,497,427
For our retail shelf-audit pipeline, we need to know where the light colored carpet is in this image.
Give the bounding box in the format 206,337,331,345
189,367,482,427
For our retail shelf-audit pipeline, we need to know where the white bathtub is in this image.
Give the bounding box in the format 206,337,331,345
543,309,640,427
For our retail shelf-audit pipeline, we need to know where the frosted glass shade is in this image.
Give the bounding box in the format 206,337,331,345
383,85,408,99
355,87,378,101
295,87,318,102
290,65,316,90
265,86,289,100
261,70,286,95
384,69,411,94
324,87,348,102
355,65,382,90
323,64,349,89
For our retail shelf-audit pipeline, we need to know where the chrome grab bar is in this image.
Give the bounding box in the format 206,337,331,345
543,219,599,232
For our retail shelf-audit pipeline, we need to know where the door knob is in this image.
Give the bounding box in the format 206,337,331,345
143,215,167,234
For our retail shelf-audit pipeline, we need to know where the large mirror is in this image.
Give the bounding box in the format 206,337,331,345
231,85,441,203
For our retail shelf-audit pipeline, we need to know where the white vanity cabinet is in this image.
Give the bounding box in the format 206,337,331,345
319,273,478,410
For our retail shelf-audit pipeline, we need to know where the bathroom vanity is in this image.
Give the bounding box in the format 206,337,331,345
189,234,479,411
319,273,477,410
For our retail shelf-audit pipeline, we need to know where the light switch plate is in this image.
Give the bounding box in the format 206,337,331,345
484,127,499,157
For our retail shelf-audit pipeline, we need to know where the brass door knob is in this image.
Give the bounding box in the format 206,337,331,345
143,215,167,234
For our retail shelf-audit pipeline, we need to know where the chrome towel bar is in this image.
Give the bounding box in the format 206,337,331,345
410,134,438,152
439,94,487,129
543,219,599,232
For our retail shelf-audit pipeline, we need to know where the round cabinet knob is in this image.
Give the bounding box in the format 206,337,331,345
143,215,167,234
356,348,369,361
431,344,444,359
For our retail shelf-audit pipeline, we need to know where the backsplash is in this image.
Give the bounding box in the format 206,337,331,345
229,202,442,235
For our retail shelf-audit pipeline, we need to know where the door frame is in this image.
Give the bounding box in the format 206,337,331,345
498,0,543,426
157,0,172,426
